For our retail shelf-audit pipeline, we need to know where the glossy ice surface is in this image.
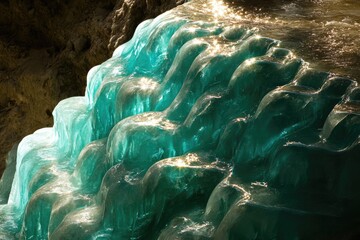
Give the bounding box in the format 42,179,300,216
1,0,360,239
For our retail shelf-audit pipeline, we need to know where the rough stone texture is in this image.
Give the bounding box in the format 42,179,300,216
0,0,185,176
109,0,186,50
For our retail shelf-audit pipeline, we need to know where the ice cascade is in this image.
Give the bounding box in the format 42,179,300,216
0,1,360,239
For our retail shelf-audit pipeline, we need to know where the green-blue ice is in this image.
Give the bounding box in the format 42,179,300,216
1,1,360,239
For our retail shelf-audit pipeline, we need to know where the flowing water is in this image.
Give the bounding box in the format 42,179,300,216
187,0,360,80
0,0,359,239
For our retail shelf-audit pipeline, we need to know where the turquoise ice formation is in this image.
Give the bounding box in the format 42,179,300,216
1,1,360,239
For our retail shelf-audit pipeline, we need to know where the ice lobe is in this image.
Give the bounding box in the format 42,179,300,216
1,3,360,240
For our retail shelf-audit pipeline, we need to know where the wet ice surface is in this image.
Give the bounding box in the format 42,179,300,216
186,0,360,81
0,0,360,239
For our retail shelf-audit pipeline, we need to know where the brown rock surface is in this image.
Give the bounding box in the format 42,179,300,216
0,0,184,176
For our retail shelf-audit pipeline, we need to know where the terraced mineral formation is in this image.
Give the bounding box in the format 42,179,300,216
0,0,359,239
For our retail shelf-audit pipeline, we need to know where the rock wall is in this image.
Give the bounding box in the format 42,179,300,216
0,0,185,176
